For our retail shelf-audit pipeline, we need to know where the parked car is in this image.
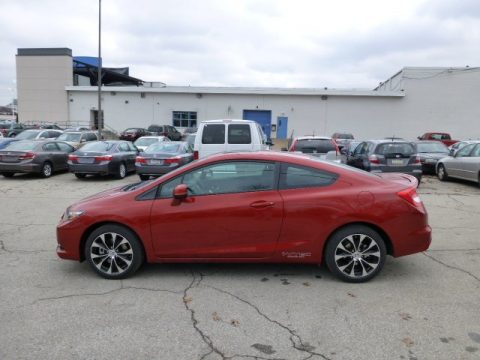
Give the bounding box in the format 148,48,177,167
436,141,480,186
347,140,422,182
418,132,459,147
341,140,361,163
194,119,271,159
448,140,478,156
119,128,150,142
56,131,99,149
56,151,431,282
182,127,197,138
133,136,170,152
0,140,75,178
39,123,64,130
136,141,194,180
68,140,138,179
289,136,340,162
147,125,182,141
64,126,91,132
0,138,20,150
15,129,63,140
0,123,25,137
331,132,354,149
414,141,450,173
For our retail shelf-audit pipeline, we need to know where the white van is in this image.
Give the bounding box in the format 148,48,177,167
193,119,272,159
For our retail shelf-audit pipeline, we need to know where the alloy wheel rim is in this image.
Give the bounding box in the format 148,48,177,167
120,164,126,178
90,232,133,275
334,234,381,278
438,166,444,179
44,164,52,177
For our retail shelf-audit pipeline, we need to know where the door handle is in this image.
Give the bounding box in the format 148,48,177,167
250,201,275,209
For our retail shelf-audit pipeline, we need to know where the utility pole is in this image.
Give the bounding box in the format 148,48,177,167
97,0,102,139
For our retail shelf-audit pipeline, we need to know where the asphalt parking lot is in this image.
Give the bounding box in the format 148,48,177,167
0,172,479,360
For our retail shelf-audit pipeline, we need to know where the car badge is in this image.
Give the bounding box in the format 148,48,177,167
396,154,400,158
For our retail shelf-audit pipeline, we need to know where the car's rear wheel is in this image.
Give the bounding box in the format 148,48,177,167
115,162,127,179
325,225,386,283
75,173,86,179
437,164,448,181
2,172,14,178
85,224,144,279
40,162,53,178
139,175,149,181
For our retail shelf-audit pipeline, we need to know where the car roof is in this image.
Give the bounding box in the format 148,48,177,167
201,119,256,124
295,136,332,140
136,136,166,139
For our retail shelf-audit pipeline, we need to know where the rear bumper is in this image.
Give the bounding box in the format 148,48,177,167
0,163,41,173
393,225,432,257
69,163,113,175
136,164,180,176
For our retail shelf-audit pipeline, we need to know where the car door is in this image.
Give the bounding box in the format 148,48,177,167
119,142,136,171
350,142,367,168
458,144,480,181
55,142,75,170
149,161,283,258
42,142,63,169
448,143,476,179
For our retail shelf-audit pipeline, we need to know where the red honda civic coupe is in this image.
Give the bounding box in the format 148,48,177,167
56,151,431,282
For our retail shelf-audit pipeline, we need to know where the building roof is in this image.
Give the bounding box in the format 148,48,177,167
66,85,404,97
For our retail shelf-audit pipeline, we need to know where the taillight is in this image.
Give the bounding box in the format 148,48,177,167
369,154,380,164
135,156,147,164
164,157,181,165
20,152,36,160
193,151,199,160
414,155,421,164
397,187,423,208
68,155,78,161
95,155,113,162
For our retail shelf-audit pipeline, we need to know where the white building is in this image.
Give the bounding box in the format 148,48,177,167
16,48,480,141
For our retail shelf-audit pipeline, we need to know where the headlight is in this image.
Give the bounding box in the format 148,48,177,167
62,208,85,221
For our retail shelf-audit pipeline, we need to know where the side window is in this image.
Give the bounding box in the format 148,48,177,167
279,163,337,190
128,142,137,151
43,142,60,151
86,133,97,141
472,144,480,157
202,124,225,144
456,144,475,157
50,131,61,138
57,142,74,152
159,176,183,198
228,124,251,144
119,142,130,152
183,161,275,195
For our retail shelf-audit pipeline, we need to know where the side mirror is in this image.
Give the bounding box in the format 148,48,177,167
173,184,188,200
449,149,454,156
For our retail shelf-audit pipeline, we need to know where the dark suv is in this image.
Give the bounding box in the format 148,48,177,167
119,128,150,141
147,125,182,141
346,140,422,182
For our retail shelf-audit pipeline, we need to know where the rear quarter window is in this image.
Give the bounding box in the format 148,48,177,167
279,163,338,189
202,124,225,144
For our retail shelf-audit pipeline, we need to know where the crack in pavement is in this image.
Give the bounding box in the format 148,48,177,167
0,240,51,255
447,194,466,206
422,252,480,282
30,286,181,306
205,284,331,360
427,248,480,252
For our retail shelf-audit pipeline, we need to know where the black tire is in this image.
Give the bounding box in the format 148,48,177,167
85,224,144,279
2,172,14,178
139,175,150,181
115,162,127,179
437,163,448,181
40,162,53,178
325,225,386,283
75,173,87,179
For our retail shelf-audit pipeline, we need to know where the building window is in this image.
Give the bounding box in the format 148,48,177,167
173,111,197,128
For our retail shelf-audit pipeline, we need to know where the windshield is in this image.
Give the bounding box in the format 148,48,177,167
4,141,37,151
145,143,180,154
416,142,448,153
57,133,82,142
135,138,159,147
295,139,336,153
81,141,115,152
15,130,41,140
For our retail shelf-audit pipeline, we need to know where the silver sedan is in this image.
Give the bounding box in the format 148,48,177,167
437,141,480,185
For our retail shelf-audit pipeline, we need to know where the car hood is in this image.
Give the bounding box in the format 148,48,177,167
418,152,449,160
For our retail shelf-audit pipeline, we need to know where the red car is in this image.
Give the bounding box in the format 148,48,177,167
56,152,431,282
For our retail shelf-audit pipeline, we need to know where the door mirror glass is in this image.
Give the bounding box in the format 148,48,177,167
173,184,188,199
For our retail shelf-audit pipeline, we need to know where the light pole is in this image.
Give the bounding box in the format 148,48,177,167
97,0,102,139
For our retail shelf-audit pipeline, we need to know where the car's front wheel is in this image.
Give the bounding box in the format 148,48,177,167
85,224,144,279
325,225,386,283
437,164,448,181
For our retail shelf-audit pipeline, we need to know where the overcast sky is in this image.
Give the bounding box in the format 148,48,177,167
1,0,479,106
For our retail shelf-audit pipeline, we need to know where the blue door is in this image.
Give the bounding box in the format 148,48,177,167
277,116,288,139
243,110,272,137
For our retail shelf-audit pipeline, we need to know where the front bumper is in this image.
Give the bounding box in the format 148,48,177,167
56,218,86,261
